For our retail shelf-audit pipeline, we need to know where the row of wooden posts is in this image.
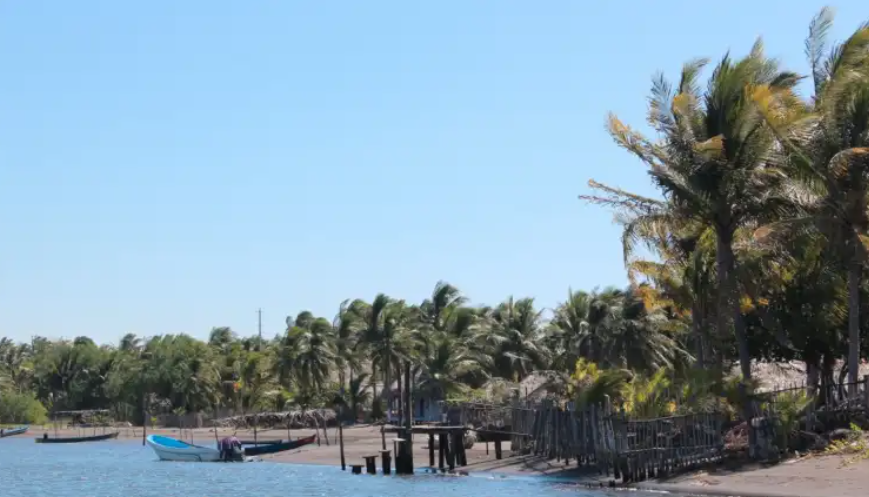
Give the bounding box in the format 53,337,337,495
510,400,725,483
344,427,471,475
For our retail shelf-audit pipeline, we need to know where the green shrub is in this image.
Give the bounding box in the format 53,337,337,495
0,391,48,424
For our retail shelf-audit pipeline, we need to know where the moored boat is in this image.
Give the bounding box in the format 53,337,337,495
0,426,29,438
146,435,223,462
36,432,119,444
238,438,282,445
242,435,316,456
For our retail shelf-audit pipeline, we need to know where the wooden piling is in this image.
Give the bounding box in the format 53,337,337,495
444,433,454,470
429,433,435,467
494,440,502,460
364,455,377,474
381,450,392,474
438,433,445,471
339,418,346,471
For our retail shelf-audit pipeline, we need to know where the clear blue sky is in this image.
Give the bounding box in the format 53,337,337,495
0,1,864,345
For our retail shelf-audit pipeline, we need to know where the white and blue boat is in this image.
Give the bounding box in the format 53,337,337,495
146,435,223,462
0,425,29,438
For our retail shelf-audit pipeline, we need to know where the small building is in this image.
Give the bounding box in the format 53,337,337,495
385,384,444,423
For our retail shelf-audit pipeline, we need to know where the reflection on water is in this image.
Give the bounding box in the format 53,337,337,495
0,438,624,497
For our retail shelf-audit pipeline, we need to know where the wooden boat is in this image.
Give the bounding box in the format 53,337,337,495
242,435,316,456
36,431,119,444
238,438,282,445
146,435,223,462
0,426,28,438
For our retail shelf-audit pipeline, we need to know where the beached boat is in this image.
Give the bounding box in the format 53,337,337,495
35,432,119,444
0,426,28,438
242,435,316,456
146,435,223,462
238,438,282,445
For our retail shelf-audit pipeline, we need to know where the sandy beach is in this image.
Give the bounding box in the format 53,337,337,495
18,424,869,497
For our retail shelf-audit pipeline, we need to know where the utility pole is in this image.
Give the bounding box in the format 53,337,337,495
257,308,262,350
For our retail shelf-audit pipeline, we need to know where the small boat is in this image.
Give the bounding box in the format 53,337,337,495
242,435,316,456
238,438,282,446
0,426,29,438
36,432,119,444
146,435,223,462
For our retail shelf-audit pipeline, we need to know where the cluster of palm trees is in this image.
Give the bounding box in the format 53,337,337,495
4,7,868,426
584,8,869,390
0,282,684,423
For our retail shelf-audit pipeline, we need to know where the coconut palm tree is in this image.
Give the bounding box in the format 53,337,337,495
755,9,869,388
488,297,549,380
605,287,689,372
333,300,363,392
416,333,489,400
352,294,392,412
295,318,336,393
587,42,802,380
419,281,468,334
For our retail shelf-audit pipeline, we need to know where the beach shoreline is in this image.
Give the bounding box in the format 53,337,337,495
16,424,869,497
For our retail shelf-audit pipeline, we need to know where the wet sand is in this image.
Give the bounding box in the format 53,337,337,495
639,455,869,497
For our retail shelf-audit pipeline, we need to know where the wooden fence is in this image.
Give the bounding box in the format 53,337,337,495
747,376,869,457
502,399,724,482
443,376,869,483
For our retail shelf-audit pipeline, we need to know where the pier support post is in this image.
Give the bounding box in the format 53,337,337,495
429,433,435,467
495,440,503,460
339,416,346,471
364,455,377,474
381,450,392,474
438,433,445,471
456,432,467,466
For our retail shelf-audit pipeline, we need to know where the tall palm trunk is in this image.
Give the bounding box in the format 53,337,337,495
847,249,861,393
384,355,391,420
371,363,378,417
396,366,402,424
691,299,705,368
715,229,752,380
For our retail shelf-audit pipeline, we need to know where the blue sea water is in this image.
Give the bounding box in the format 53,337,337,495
0,438,635,497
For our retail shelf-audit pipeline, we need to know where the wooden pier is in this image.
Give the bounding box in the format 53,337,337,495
383,425,471,472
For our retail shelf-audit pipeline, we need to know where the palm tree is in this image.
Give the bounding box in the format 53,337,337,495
295,318,336,393
548,289,592,371
488,297,548,380
332,371,372,423
119,333,141,353
416,333,488,400
419,281,468,334
333,300,362,392
606,287,689,372
755,9,869,388
587,42,801,380
353,294,392,415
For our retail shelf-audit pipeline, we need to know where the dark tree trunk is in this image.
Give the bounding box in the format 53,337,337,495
848,251,861,394
692,299,705,368
715,229,752,380
396,366,403,424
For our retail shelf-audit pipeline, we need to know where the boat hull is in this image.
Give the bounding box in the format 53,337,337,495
146,435,222,462
0,426,28,438
36,432,119,443
242,435,316,456
238,438,282,445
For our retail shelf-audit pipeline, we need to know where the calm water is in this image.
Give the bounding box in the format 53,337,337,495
0,438,634,497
